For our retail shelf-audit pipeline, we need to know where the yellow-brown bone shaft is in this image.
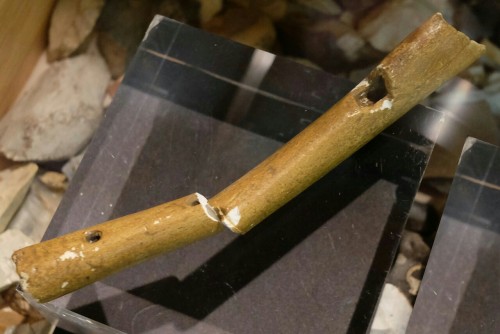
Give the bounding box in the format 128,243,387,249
13,194,223,302
211,13,485,233
13,13,484,302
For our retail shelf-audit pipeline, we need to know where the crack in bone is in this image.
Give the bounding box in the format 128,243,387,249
195,193,220,222
195,193,242,233
221,207,241,232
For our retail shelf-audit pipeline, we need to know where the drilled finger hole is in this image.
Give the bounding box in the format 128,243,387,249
366,74,388,103
85,230,102,243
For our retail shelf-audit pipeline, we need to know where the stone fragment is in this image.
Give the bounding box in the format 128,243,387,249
97,32,129,79
461,64,486,87
0,50,110,161
336,30,367,62
0,306,25,330
48,0,105,61
103,75,124,109
0,285,49,332
97,0,188,78
370,283,412,334
358,1,436,53
254,0,288,21
199,0,223,24
294,0,341,16
278,16,382,73
0,163,38,233
62,150,85,181
339,0,385,14
287,57,322,70
0,154,14,171
406,263,424,296
486,90,500,118
0,229,34,291
204,8,276,50
484,72,500,117
39,171,68,191
97,0,152,78
483,39,500,69
339,10,355,26
4,320,55,334
406,198,432,233
228,0,288,21
386,230,430,301
399,231,430,262
7,179,64,243
157,0,188,23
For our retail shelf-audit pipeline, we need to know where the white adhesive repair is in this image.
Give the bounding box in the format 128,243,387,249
195,193,219,222
59,251,79,261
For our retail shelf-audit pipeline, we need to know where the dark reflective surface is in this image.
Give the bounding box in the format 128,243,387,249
44,17,439,333
408,138,500,334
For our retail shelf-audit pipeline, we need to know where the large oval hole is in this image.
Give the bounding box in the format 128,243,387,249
366,74,388,104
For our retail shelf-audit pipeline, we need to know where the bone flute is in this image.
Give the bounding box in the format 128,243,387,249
13,13,484,302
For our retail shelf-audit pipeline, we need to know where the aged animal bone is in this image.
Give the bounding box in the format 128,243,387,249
13,14,484,302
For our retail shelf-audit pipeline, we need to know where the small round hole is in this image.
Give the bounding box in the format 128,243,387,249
85,230,102,243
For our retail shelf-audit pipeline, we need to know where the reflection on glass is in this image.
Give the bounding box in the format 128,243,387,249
408,138,500,334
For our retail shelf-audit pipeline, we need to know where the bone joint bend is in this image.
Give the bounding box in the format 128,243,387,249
195,193,242,233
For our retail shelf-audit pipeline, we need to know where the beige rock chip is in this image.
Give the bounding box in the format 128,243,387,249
287,57,322,70
358,1,436,53
0,154,14,171
62,150,86,180
0,163,38,233
48,0,106,61
205,8,276,50
102,75,124,109
0,229,34,291
199,0,223,24
97,0,158,78
371,283,412,333
39,171,68,191
294,0,341,16
254,0,288,21
483,38,500,68
0,50,110,161
278,16,379,72
228,0,288,21
8,179,64,243
231,15,276,50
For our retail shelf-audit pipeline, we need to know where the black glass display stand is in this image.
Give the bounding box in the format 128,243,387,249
408,138,500,334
